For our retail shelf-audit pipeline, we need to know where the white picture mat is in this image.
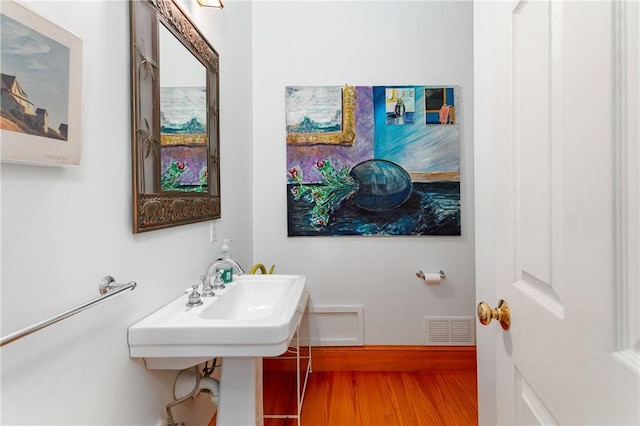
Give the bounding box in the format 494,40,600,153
0,0,83,166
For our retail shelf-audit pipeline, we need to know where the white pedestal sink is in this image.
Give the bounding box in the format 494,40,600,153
217,357,264,426
128,274,308,426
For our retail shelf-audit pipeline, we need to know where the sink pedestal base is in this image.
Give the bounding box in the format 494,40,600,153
217,356,264,426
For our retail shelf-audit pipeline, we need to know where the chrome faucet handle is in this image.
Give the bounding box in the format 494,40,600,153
212,269,226,290
201,274,215,298
186,284,203,307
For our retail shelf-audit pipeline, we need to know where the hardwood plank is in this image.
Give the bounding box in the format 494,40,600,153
298,371,477,426
264,371,298,417
398,372,444,425
327,372,362,425
354,372,427,425
417,372,476,425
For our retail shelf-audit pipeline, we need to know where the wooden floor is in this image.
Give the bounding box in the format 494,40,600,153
210,346,478,426
263,370,477,426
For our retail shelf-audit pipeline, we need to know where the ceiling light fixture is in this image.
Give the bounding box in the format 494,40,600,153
197,0,224,8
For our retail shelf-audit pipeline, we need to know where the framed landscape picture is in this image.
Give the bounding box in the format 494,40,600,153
1,0,83,166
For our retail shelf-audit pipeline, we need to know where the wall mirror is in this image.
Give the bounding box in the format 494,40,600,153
130,0,220,233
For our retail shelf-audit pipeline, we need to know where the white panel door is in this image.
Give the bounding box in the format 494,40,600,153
474,1,639,424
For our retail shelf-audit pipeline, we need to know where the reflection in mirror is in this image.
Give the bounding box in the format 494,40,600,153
159,24,208,193
130,0,220,233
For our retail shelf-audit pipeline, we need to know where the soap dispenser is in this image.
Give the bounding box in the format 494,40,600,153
221,239,231,259
218,239,234,283
205,239,234,286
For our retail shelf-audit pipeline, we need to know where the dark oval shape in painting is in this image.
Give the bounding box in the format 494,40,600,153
349,159,412,211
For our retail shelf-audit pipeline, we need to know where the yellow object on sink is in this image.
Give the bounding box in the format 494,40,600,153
249,263,275,274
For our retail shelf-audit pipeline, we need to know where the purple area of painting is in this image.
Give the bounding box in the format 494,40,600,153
286,86,374,183
161,146,207,185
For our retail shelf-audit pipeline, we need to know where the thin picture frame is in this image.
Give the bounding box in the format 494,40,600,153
1,0,83,166
286,86,357,145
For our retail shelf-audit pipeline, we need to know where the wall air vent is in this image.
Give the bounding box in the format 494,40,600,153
424,317,475,346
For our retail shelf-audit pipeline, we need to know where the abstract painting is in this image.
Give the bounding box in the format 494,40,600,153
287,85,460,237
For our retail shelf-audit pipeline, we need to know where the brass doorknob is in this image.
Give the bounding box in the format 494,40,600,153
477,299,511,330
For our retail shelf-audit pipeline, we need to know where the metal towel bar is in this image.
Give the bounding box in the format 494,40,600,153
0,276,136,347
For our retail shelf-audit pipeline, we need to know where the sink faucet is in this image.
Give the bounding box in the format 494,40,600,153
201,274,215,298
212,269,226,290
186,284,203,307
218,257,245,275
205,257,244,288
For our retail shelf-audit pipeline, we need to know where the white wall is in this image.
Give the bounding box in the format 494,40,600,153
0,1,252,424
251,1,475,344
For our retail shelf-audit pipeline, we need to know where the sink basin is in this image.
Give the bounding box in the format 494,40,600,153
128,274,307,370
200,277,293,321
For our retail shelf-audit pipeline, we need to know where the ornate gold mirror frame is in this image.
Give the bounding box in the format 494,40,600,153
130,0,220,233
